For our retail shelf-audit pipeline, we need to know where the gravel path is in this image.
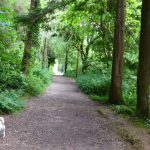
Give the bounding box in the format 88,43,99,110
0,76,131,150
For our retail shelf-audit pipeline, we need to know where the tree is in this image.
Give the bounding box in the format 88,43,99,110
137,0,150,117
20,0,75,74
76,48,80,77
42,33,48,68
109,0,126,104
64,47,69,74
21,0,40,74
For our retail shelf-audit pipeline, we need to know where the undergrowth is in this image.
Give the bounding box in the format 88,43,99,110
0,90,25,114
76,71,137,115
0,68,52,114
65,69,77,78
25,68,52,96
76,73,110,96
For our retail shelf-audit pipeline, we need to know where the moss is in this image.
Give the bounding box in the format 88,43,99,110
117,128,143,150
97,108,107,118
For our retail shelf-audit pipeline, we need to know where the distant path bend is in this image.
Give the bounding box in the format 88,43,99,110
0,76,131,150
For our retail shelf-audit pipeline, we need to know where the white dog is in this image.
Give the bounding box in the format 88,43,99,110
0,117,5,138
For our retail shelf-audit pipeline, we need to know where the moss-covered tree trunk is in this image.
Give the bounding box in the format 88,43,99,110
42,36,48,68
21,0,40,74
109,0,126,104
80,43,89,74
76,48,80,77
64,47,69,74
137,0,150,117
22,27,33,74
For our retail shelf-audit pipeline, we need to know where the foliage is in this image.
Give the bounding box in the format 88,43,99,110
76,73,110,96
0,65,26,90
90,95,107,103
0,1,24,89
65,69,77,78
112,105,135,115
0,90,25,114
0,0,147,118
0,1,54,114
123,69,137,106
48,36,67,69
25,68,52,96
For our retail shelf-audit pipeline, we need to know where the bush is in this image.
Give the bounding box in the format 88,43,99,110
25,69,52,96
0,90,25,114
90,95,108,103
112,105,135,115
33,68,52,84
0,63,26,90
65,70,77,78
76,73,110,96
25,75,44,96
0,68,52,114
123,69,137,106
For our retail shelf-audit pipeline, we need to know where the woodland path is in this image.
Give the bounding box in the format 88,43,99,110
0,76,132,150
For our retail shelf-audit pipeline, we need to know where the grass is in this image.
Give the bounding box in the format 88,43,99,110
117,128,143,150
90,95,108,103
126,116,150,134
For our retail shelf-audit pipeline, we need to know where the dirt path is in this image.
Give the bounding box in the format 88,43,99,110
0,76,132,150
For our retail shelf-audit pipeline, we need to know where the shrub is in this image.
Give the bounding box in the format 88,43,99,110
0,68,52,114
25,75,44,96
112,105,135,115
90,95,108,103
65,70,77,78
25,69,52,96
76,73,110,96
32,68,52,84
0,90,25,114
0,63,26,90
123,69,137,106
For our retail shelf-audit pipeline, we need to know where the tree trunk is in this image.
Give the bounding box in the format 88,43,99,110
76,48,80,77
22,29,33,74
42,36,48,68
64,48,69,74
21,0,39,74
80,43,89,74
109,0,126,104
137,0,150,117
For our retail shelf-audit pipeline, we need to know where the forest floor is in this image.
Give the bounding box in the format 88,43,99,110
0,76,149,150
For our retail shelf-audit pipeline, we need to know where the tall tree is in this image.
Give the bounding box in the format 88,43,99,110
21,0,40,74
21,0,75,74
42,33,48,68
64,47,69,74
76,48,80,77
137,0,150,117
109,0,126,104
